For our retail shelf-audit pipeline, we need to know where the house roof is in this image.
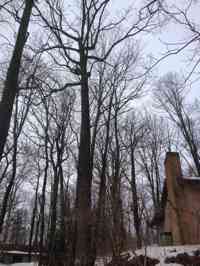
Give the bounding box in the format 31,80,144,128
150,176,200,228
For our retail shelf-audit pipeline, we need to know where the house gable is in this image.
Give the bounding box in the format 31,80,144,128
151,152,200,245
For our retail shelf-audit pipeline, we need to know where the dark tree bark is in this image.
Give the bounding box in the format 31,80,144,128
33,213,40,250
0,89,32,233
47,141,60,266
91,86,115,263
0,93,19,233
0,0,34,161
59,165,66,252
130,149,142,248
39,102,50,265
75,43,93,266
28,168,40,261
111,109,125,258
2,187,16,243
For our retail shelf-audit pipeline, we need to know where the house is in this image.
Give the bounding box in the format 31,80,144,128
151,152,200,245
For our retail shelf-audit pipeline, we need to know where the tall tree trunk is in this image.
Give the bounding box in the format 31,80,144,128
33,213,40,250
75,45,93,266
39,161,48,265
59,165,66,252
65,190,74,266
28,171,40,261
39,112,49,265
111,109,125,258
91,88,115,263
0,93,19,233
3,191,14,243
130,148,142,249
48,165,59,266
0,0,34,160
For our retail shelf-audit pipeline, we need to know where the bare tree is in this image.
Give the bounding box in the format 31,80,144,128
28,152,41,260
47,91,75,266
0,0,34,160
0,87,34,234
158,1,200,82
35,0,159,264
154,72,200,176
122,111,147,248
138,115,166,211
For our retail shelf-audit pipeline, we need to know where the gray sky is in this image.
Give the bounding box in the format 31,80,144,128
113,0,200,101
0,0,200,101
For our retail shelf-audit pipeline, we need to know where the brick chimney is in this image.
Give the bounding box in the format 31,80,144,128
165,152,182,188
164,152,184,244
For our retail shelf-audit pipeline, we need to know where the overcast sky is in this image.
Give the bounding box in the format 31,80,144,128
112,0,200,101
0,0,200,101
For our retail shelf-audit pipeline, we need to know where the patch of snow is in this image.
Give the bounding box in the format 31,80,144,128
183,176,200,180
95,256,111,266
1,251,38,255
0,263,37,266
131,245,200,266
95,245,200,265
3,246,200,266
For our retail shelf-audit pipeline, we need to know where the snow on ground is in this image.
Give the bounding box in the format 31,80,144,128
133,245,200,265
0,263,37,266
1,245,200,266
96,244,200,265
183,176,200,180
2,251,39,255
95,256,111,266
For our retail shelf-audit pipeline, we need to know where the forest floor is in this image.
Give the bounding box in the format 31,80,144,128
1,245,200,265
105,245,200,266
